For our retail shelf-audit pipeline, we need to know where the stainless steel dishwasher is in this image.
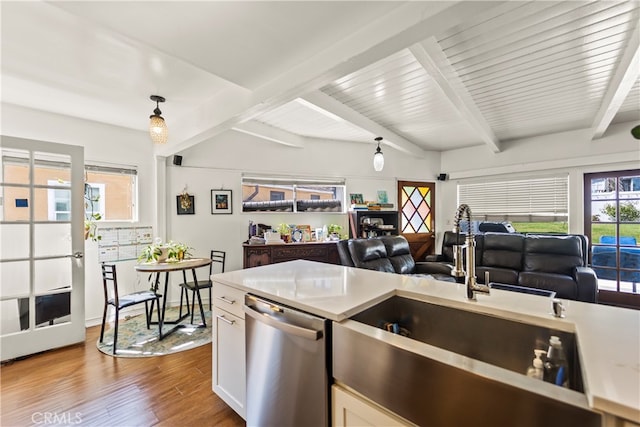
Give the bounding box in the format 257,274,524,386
243,294,330,427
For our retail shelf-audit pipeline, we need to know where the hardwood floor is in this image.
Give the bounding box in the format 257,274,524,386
0,325,245,426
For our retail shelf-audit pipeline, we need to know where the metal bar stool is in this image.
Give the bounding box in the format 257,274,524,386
99,263,163,354
179,250,226,324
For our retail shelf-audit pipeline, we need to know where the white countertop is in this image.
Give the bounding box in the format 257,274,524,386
212,260,640,423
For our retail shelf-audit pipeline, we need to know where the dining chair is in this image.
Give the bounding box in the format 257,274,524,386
100,263,163,354
179,250,226,325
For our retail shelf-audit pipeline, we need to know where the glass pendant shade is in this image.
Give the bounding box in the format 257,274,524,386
149,115,168,144
373,137,384,171
149,95,168,144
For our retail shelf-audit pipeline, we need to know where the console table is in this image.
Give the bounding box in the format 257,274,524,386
243,241,340,268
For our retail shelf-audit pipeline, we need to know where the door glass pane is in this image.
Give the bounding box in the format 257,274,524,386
0,224,29,260
34,258,71,293
0,298,29,334
35,292,71,328
2,185,30,221
619,175,640,199
34,223,71,258
591,223,616,245
34,188,72,222
619,224,640,246
1,149,30,185
0,260,30,298
33,152,71,186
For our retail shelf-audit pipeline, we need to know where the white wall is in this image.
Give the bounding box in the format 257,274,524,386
168,130,442,271
436,121,640,248
2,103,157,326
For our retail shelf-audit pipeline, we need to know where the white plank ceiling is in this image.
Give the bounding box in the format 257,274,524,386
1,1,638,158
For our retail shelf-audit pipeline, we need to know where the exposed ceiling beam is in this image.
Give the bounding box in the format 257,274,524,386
591,25,640,140
157,1,504,156
301,91,425,157
410,39,501,153
231,121,305,148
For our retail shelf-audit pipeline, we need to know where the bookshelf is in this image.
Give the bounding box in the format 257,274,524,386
348,210,399,239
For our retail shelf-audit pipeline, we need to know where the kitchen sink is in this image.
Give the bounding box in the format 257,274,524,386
350,295,582,391
333,296,601,427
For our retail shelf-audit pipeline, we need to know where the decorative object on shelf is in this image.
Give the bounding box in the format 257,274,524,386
277,223,292,242
149,95,168,144
211,189,232,214
373,136,384,172
349,193,364,205
328,223,343,240
84,182,102,241
377,190,388,204
177,189,194,215
296,224,312,242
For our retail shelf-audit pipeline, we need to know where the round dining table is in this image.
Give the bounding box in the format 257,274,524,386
135,257,212,338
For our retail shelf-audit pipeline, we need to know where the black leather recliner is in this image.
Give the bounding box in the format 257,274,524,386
343,235,454,281
336,239,355,267
421,231,598,302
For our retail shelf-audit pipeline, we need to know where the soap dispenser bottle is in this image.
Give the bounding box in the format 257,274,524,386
526,349,545,380
543,336,568,387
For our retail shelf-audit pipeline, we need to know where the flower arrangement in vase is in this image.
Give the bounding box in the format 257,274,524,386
137,239,192,263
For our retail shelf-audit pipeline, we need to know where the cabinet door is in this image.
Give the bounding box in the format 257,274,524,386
244,247,271,268
212,307,246,419
332,385,413,427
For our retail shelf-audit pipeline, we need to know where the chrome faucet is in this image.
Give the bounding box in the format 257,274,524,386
452,204,490,300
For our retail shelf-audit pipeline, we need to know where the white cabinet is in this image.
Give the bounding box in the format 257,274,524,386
332,385,414,427
212,282,246,419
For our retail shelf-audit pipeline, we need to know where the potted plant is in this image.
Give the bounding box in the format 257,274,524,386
137,241,164,263
277,223,292,243
166,241,192,261
137,240,193,263
327,224,342,240
84,183,102,241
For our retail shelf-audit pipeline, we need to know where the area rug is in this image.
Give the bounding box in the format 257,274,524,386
97,306,212,358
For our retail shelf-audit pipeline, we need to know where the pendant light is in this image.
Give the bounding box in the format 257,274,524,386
373,137,384,172
149,95,168,144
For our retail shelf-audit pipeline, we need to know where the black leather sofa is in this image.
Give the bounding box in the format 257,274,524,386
423,231,598,303
338,235,455,281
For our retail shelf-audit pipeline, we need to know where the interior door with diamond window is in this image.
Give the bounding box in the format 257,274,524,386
398,180,436,261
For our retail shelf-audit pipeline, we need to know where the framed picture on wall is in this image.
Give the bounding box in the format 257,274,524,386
177,194,195,215
211,189,232,214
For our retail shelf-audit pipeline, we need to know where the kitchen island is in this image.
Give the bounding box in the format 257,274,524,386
211,260,640,426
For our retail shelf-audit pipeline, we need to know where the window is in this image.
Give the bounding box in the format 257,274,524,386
47,181,105,221
84,165,137,221
458,175,568,233
242,175,345,213
270,191,285,201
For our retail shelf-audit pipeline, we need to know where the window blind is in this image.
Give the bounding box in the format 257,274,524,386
458,176,568,222
242,175,344,186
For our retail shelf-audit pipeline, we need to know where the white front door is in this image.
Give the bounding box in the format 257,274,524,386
0,136,85,361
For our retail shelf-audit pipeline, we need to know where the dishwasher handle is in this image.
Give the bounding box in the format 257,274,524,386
243,304,322,341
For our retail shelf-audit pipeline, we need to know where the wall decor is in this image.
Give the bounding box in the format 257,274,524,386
177,194,195,215
349,193,364,205
211,189,232,214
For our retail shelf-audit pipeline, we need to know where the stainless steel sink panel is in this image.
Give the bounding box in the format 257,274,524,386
333,296,601,427
350,296,583,392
